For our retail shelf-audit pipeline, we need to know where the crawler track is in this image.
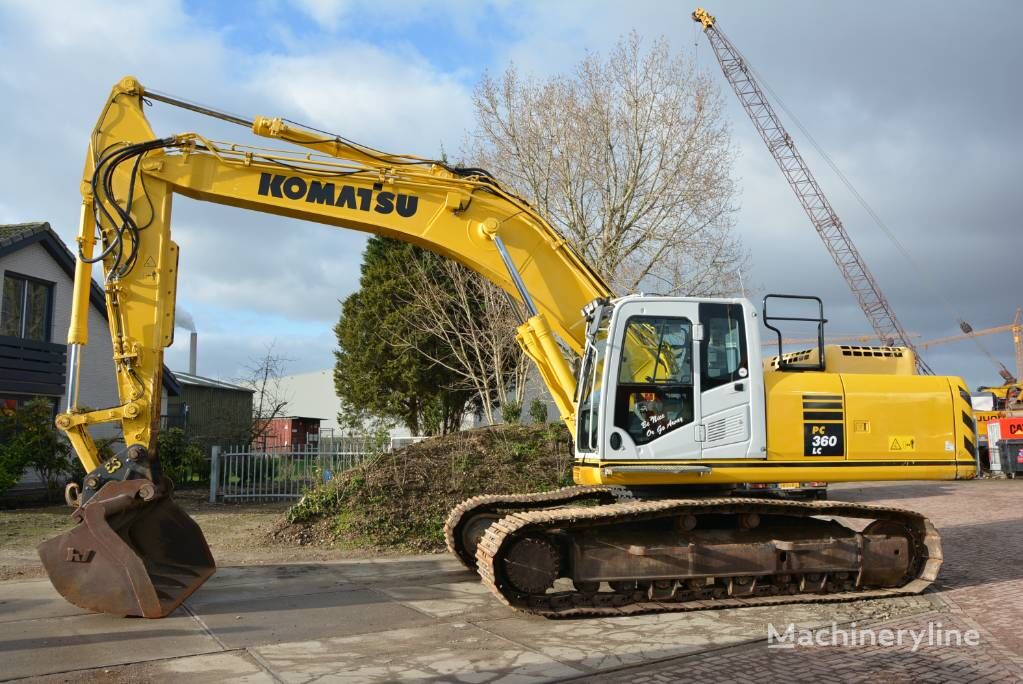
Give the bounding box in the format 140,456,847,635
444,485,622,569
473,497,941,618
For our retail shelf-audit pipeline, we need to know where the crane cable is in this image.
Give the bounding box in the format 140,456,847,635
711,33,1005,375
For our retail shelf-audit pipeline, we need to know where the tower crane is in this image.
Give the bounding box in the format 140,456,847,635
917,308,1023,383
769,309,1022,382
692,8,933,374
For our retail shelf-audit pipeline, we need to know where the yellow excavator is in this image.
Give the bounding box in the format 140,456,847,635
38,77,977,619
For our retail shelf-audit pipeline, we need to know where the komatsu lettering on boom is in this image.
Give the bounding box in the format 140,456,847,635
257,173,419,216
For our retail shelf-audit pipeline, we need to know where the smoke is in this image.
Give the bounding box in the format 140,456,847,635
175,307,197,332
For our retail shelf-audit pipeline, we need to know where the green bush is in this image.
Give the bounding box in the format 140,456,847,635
528,398,549,424
0,406,26,493
501,400,522,424
0,399,75,497
156,427,205,485
279,423,574,552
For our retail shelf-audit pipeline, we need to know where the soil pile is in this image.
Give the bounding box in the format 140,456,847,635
267,423,574,552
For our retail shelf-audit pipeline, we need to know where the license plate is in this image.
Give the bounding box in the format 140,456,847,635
778,482,800,490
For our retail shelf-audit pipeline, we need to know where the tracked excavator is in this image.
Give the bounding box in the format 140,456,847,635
38,77,977,619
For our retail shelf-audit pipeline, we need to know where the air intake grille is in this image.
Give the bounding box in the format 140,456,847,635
768,348,813,369
839,345,905,358
706,414,746,443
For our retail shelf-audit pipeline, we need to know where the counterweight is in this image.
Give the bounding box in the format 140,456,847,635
693,8,932,374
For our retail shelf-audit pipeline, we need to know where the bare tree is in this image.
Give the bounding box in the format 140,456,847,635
367,35,745,430
238,343,291,448
393,257,529,426
466,33,747,296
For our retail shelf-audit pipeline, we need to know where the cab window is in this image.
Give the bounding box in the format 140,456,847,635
576,313,610,452
613,316,694,445
700,303,747,391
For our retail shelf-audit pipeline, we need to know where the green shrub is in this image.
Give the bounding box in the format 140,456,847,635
156,427,205,485
0,405,26,494
0,399,76,498
276,423,574,551
528,398,549,424
501,400,522,424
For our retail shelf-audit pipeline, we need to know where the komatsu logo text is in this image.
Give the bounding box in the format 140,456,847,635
257,173,419,217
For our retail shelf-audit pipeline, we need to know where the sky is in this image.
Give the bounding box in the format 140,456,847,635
0,0,1019,390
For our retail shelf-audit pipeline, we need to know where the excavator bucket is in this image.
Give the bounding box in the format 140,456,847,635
37,479,215,618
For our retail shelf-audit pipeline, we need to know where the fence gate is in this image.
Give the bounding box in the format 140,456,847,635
208,437,424,503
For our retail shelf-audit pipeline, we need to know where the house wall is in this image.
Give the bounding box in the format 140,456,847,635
0,242,119,429
277,369,412,439
165,384,252,453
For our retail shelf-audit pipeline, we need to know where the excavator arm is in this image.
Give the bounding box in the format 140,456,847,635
64,77,612,466
41,76,612,617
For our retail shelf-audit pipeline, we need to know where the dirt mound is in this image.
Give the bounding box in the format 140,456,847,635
267,423,574,552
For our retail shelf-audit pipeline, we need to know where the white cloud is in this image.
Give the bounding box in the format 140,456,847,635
247,43,473,156
290,0,349,31
0,0,475,381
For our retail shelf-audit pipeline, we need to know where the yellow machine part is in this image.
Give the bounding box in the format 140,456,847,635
573,369,977,487
764,344,918,375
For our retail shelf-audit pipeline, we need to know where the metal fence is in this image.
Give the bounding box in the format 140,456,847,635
208,437,426,503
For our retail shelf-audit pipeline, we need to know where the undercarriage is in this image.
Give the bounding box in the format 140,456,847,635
445,486,941,618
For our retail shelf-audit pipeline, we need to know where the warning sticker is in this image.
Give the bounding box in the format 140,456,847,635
888,435,916,452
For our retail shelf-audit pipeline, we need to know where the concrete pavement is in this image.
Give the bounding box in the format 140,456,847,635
2,480,1021,683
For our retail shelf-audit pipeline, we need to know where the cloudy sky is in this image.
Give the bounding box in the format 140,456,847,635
1,0,1019,390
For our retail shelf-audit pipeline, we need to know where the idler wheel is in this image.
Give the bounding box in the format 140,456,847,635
503,536,560,595
461,513,501,561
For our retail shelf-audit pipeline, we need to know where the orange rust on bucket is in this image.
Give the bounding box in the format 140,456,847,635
37,479,215,618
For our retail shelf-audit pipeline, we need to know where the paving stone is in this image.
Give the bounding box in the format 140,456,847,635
0,610,221,680
29,651,274,684
190,587,436,648
254,621,585,683
0,578,89,623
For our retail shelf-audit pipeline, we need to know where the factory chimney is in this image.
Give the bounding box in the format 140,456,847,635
189,332,197,376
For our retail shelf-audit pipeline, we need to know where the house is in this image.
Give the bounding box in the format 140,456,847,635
276,369,412,440
164,371,253,454
256,416,323,449
276,366,557,439
0,222,180,490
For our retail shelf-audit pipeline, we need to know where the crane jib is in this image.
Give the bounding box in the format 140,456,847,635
256,172,420,217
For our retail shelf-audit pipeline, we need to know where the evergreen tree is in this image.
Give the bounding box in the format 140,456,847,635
334,237,472,435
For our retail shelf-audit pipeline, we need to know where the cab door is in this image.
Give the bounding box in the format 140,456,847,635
698,302,758,459
602,299,703,461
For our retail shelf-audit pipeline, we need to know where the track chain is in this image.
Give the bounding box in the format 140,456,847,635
443,485,622,569
475,496,942,618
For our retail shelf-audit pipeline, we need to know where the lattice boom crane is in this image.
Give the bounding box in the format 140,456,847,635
693,8,933,374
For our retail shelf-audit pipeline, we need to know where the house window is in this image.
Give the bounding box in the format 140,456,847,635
1,273,53,342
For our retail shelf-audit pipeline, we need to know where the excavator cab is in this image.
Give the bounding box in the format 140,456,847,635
575,295,764,464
